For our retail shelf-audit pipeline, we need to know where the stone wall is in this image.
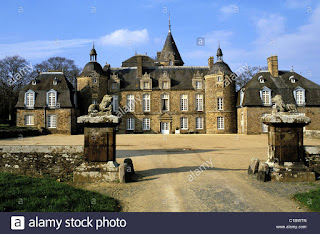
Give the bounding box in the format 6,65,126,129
0,145,84,179
237,106,320,135
304,146,320,176
17,108,77,134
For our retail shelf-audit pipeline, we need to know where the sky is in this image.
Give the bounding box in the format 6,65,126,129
0,0,319,83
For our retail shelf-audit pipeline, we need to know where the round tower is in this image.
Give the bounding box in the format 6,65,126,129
204,46,237,133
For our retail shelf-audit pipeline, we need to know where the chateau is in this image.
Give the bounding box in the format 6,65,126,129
15,23,320,135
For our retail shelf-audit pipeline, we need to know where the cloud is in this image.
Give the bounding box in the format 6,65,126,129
99,29,149,47
0,39,92,60
285,0,311,9
255,14,286,41
219,4,240,19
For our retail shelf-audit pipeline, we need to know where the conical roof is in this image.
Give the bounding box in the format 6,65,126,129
158,31,184,66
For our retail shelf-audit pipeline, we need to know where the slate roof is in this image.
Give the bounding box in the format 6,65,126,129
208,61,233,75
122,55,157,68
79,61,104,77
237,71,320,107
109,66,210,91
158,31,184,66
15,72,76,108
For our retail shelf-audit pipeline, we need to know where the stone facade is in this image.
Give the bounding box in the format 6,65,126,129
237,107,320,135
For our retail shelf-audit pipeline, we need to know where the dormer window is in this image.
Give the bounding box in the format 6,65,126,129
260,87,272,106
289,76,296,83
53,77,58,85
32,79,37,85
47,89,57,108
162,81,169,89
217,76,222,82
196,81,202,89
258,76,265,83
25,90,35,108
240,88,245,106
111,82,117,90
143,82,150,89
294,87,305,106
93,78,97,84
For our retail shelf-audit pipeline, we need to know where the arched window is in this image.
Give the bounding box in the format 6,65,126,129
47,89,57,108
25,90,35,108
260,87,272,106
293,87,305,106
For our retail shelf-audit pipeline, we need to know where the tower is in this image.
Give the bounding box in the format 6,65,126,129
157,15,184,66
204,46,237,134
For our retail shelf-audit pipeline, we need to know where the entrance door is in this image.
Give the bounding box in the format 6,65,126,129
161,122,170,134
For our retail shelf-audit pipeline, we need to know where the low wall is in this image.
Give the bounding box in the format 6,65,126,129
304,146,320,176
0,145,84,179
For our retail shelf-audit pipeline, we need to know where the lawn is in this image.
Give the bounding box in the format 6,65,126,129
0,172,119,212
294,187,320,212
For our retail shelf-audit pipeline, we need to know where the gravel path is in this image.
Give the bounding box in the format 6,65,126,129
1,134,319,212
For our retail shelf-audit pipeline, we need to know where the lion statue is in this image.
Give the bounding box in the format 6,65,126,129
272,95,297,113
88,94,113,116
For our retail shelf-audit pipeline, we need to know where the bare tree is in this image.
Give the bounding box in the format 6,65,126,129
235,66,267,91
33,57,81,85
0,56,33,124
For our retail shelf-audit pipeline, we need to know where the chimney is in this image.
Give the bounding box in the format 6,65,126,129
267,55,279,77
137,55,142,78
157,51,161,61
208,56,214,69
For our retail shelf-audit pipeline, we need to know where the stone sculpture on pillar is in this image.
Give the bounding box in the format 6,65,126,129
249,95,316,182
73,95,128,183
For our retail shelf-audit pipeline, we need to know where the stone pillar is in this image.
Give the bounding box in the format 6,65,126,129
257,112,316,182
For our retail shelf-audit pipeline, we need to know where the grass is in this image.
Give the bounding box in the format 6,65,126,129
0,172,119,212
294,187,320,212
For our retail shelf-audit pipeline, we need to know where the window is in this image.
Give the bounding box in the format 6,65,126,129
195,94,203,111
127,94,135,112
258,76,265,83
25,115,34,126
47,115,57,128
111,82,117,90
162,81,169,89
218,76,222,82
92,100,98,105
25,90,35,108
289,76,296,83
196,117,203,129
262,113,268,133
112,95,119,112
142,94,150,112
161,94,169,111
294,88,305,106
32,80,37,85
240,89,245,106
47,90,57,108
169,60,173,66
93,78,97,83
218,98,223,110
143,82,150,89
142,118,150,130
217,117,224,130
53,78,58,85
180,94,188,111
196,81,202,89
260,87,271,106
180,117,188,130
127,118,135,130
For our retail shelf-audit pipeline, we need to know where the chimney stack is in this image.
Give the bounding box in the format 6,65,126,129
208,56,214,69
137,55,142,79
267,55,279,77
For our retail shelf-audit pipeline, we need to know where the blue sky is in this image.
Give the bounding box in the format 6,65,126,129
0,0,319,82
